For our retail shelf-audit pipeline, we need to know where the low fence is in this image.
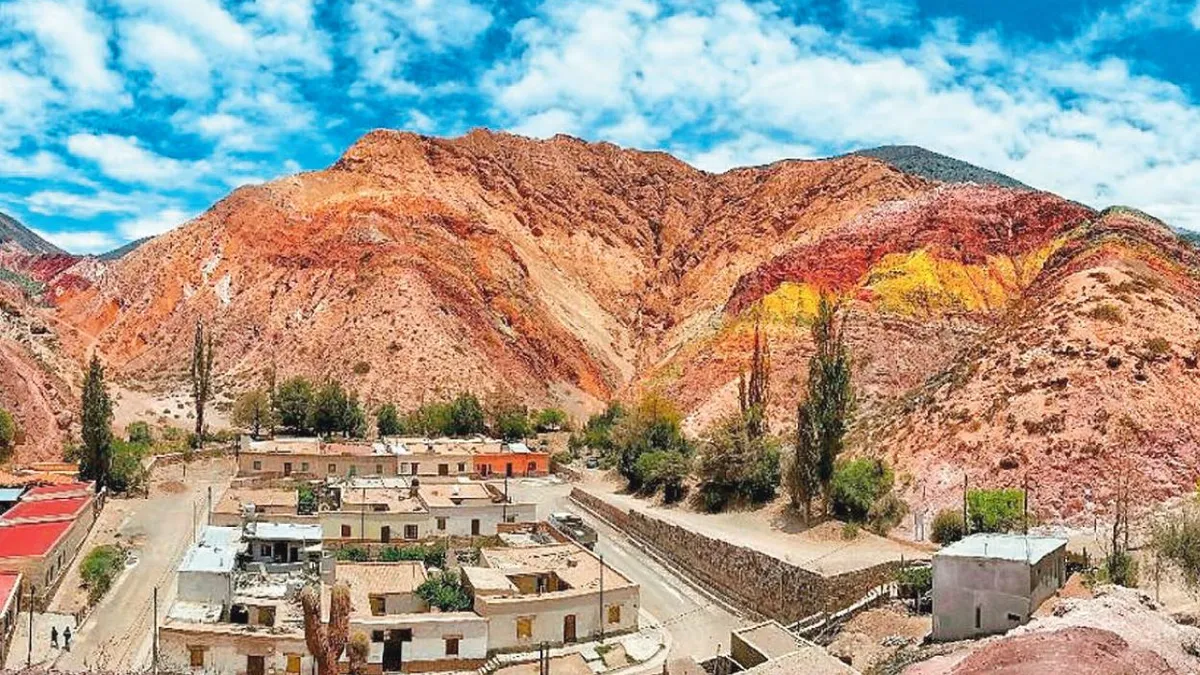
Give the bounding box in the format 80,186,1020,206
570,488,903,625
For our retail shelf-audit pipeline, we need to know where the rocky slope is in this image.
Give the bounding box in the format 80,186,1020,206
8,129,1200,516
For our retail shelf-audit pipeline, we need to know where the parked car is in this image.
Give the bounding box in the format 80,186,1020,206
548,511,598,549
585,457,599,469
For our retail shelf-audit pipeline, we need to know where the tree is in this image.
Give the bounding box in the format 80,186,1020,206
533,408,569,433
570,402,624,453
310,381,350,438
189,321,215,449
275,376,314,433
343,391,368,439
695,412,780,512
966,488,1024,533
347,632,369,675
633,450,690,503
612,392,687,490
108,440,149,494
126,421,152,445
486,390,530,441
0,407,17,463
79,353,113,492
792,295,854,516
738,316,770,440
417,571,473,612
1151,506,1200,592
376,403,402,437
265,363,278,437
830,457,894,523
232,389,273,438
931,508,966,544
448,392,486,436
302,581,349,675
786,402,821,523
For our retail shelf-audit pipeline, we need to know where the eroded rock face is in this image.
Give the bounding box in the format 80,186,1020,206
7,131,1200,517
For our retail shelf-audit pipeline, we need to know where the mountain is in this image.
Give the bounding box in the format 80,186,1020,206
99,236,152,261
854,145,1032,190
37,129,1200,519
0,211,62,255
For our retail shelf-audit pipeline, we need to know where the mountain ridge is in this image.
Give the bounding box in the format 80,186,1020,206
0,211,62,255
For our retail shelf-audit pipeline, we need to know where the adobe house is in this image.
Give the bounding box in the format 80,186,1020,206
932,533,1067,641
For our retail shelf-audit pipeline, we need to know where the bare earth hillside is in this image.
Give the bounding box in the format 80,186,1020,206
2,130,1198,519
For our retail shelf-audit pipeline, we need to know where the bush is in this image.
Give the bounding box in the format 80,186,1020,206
694,413,779,512
533,408,569,432
337,546,370,562
967,488,1024,533
1102,550,1139,587
417,571,473,611
81,545,124,605
352,361,370,375
550,450,574,472
896,565,932,597
1145,337,1171,357
1087,303,1124,324
867,492,908,535
108,440,149,494
126,421,152,445
297,484,317,515
0,407,16,462
931,508,966,544
613,393,688,491
634,449,690,503
377,542,447,568
1152,508,1200,590
830,458,894,523
841,522,859,540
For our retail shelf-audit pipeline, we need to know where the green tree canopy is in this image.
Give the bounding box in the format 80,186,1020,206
448,393,486,436
612,392,687,490
376,403,402,437
533,408,569,433
0,407,17,463
232,389,274,438
79,353,113,491
695,412,781,512
275,376,314,432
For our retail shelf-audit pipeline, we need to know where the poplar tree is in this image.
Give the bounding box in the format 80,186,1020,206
190,321,215,449
80,353,113,492
738,315,770,440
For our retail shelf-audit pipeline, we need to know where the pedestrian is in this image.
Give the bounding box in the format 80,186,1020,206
63,626,71,652
50,626,58,649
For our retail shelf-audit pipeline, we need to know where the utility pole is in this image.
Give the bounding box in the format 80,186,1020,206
360,486,366,542
962,474,969,536
27,586,33,668
503,474,509,523
207,486,213,526
599,553,605,643
153,586,159,673
1023,473,1029,535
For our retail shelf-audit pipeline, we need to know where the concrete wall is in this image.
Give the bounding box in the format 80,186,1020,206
426,503,538,537
321,511,428,542
570,489,899,624
931,549,1066,642
350,612,488,668
160,626,312,675
178,569,233,606
474,585,640,652
239,453,398,480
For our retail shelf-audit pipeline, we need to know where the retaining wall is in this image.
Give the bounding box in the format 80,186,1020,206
570,488,901,624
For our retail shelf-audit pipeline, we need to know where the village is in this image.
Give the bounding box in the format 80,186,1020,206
1,419,1157,675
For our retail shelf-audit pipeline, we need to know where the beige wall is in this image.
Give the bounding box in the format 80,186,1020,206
321,511,428,542
349,613,488,666
398,453,475,478
160,626,311,675
474,585,640,652
239,453,398,479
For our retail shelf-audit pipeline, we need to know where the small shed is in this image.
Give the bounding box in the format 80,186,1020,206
932,533,1067,641
245,522,323,564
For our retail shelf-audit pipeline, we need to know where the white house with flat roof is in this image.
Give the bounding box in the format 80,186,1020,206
932,533,1068,641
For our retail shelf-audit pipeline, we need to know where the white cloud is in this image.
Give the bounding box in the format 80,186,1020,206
32,227,119,254
345,0,492,95
511,109,582,139
66,133,206,186
1191,0,1200,28
0,150,67,179
113,0,253,54
120,20,211,99
116,207,192,240
684,133,817,173
844,0,916,28
25,190,144,218
3,0,126,105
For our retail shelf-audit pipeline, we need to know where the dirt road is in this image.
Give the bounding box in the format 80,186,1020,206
52,457,235,672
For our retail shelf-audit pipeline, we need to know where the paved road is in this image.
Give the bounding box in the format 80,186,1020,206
52,457,236,672
500,477,749,660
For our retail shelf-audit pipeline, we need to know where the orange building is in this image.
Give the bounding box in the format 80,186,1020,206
473,443,550,478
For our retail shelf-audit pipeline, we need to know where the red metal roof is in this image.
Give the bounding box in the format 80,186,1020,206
0,520,71,558
1,495,88,521
22,482,92,498
0,573,19,612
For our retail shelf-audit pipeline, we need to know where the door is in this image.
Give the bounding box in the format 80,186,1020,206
272,541,287,563
383,629,412,672
505,463,513,477
283,462,292,476
381,525,391,543
563,614,577,643
247,655,265,675
471,519,480,536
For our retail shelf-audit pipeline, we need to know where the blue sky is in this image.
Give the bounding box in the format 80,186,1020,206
3,0,1200,253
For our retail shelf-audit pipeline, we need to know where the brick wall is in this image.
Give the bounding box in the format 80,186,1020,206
570,488,900,624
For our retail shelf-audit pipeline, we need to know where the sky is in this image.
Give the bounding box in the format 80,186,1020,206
3,0,1200,253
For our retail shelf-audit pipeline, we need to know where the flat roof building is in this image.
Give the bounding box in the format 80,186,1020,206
932,533,1068,641
0,482,96,605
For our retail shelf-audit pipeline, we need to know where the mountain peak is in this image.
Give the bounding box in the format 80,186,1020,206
0,211,62,255
853,145,1032,191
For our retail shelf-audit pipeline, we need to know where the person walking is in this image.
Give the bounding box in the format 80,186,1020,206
62,626,71,652
50,626,58,649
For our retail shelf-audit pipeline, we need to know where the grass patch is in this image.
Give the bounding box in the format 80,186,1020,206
1086,303,1124,324
81,545,125,605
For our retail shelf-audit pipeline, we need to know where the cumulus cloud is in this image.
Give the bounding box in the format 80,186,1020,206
116,207,192,240
66,133,206,186
31,227,119,254
120,20,212,100
3,0,126,106
25,189,145,218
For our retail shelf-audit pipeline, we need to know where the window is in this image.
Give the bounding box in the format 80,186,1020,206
444,636,460,656
328,463,337,474
189,647,205,668
516,616,533,639
257,606,276,626
975,606,982,629
348,465,357,477
608,605,621,625
286,655,301,674
437,517,447,531
371,630,384,643
1007,612,1021,622
457,462,466,473
479,464,491,476
438,463,449,476
260,545,272,557
411,462,419,474
376,463,383,475
252,460,262,471
369,595,385,616
404,524,419,540
301,462,309,472
341,524,352,538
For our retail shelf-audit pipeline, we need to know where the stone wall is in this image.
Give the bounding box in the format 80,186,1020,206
570,488,901,624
